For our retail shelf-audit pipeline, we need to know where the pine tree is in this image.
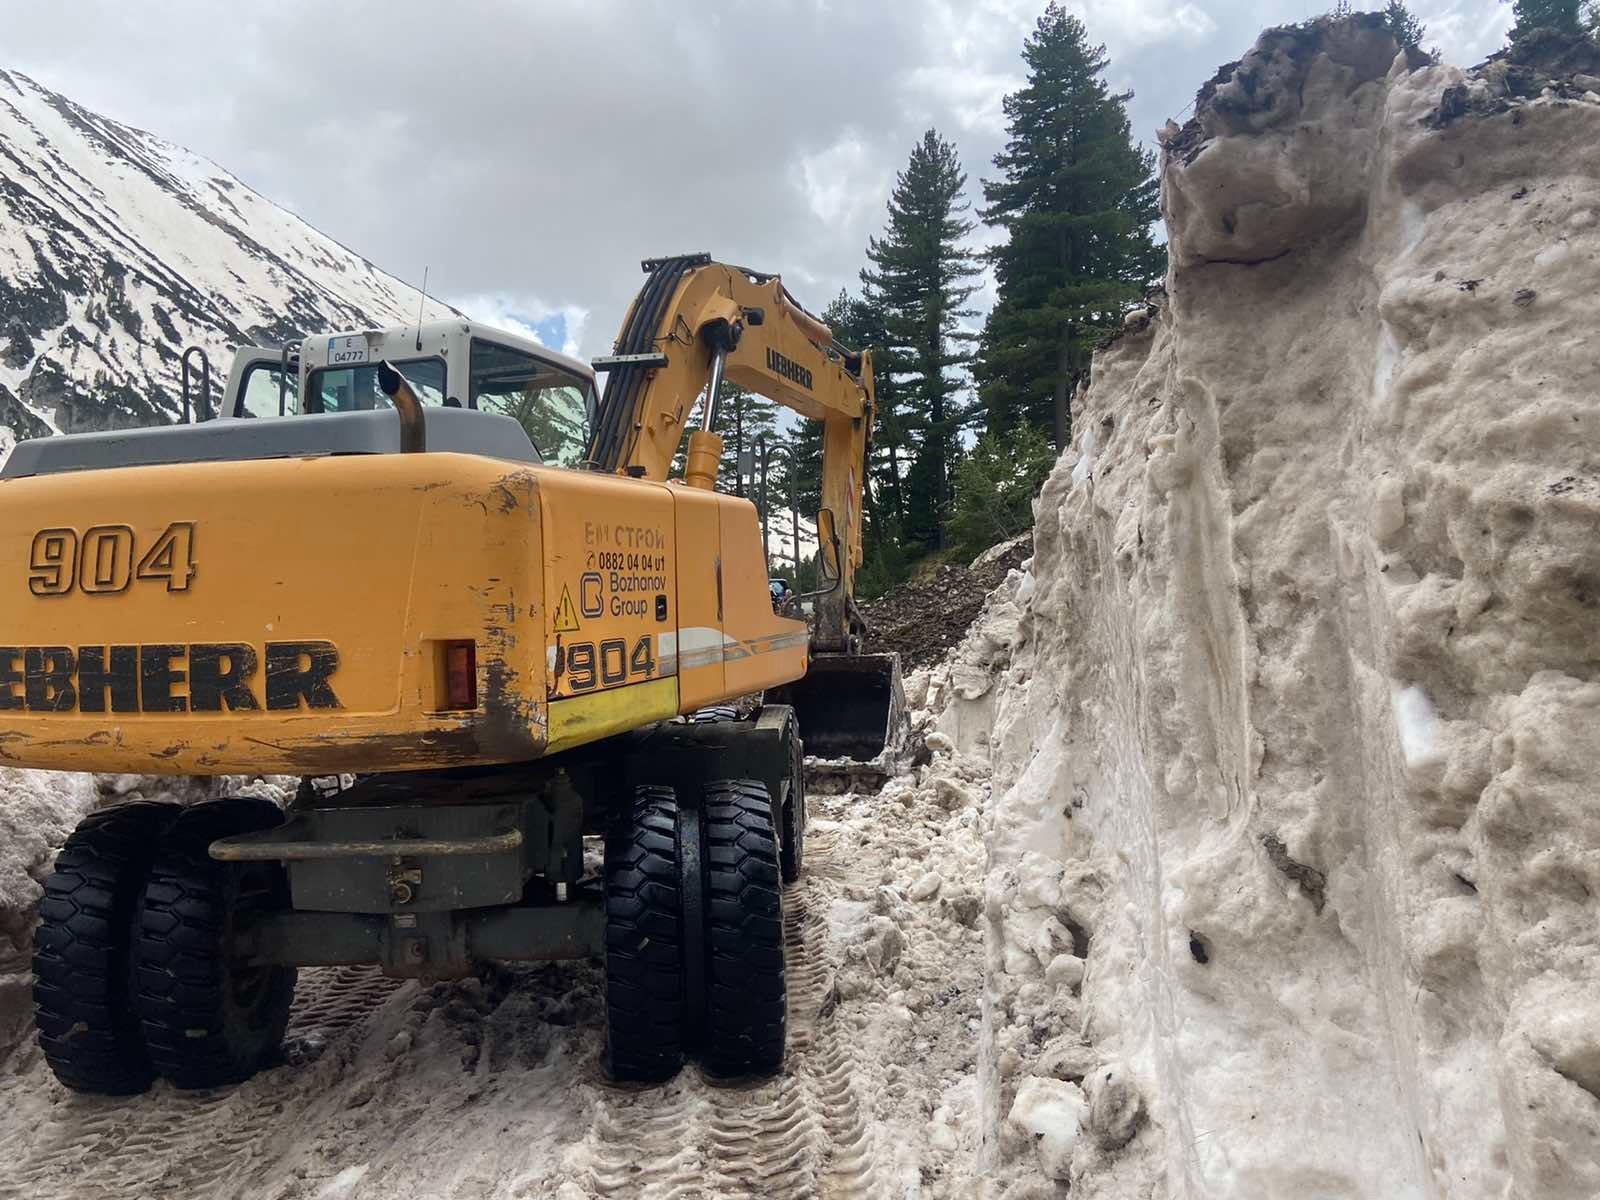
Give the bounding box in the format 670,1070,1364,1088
1384,1,1427,49
860,129,982,554
1508,0,1584,35
715,383,778,495
949,420,1057,558
819,290,900,526
976,4,1162,449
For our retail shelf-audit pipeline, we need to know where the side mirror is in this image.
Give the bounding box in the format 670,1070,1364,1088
737,446,755,484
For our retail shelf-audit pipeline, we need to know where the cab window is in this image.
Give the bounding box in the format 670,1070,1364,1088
237,363,299,418
469,340,592,468
305,359,447,413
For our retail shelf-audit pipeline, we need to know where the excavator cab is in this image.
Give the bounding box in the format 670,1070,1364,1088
219,322,598,467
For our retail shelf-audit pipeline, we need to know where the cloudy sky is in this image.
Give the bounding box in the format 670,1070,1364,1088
7,0,1509,355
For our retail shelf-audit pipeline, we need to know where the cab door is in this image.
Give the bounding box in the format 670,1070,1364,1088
223,348,299,419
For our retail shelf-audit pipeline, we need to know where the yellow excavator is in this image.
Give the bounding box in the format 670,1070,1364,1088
2,253,901,1091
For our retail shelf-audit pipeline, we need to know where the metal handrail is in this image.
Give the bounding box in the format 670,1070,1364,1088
180,346,211,423
279,343,292,416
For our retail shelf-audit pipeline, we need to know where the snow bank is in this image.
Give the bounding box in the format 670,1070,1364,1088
976,17,1600,1198
0,771,100,1048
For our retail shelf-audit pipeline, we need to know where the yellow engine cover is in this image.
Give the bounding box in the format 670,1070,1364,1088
0,452,806,774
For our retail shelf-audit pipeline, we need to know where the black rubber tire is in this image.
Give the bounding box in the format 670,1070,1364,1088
687,705,740,724
31,800,181,1094
702,780,786,1077
779,726,806,885
132,798,296,1090
603,785,686,1082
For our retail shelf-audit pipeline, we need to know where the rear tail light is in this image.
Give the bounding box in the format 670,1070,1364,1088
443,640,477,710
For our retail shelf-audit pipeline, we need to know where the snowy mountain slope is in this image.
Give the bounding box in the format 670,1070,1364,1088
0,68,456,448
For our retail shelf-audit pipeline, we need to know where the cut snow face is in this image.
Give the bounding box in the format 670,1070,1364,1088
979,15,1600,1199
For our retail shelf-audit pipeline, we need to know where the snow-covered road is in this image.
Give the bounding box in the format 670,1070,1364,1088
0,768,995,1199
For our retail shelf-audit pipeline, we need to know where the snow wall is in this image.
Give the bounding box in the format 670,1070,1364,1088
972,16,1600,1199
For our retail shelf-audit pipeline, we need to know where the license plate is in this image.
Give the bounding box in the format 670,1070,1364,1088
327,335,369,365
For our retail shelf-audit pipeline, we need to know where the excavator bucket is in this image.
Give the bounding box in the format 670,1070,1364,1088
766,652,906,793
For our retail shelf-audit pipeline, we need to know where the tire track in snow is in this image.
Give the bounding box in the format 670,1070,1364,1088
281,964,406,1065
575,823,887,1199
585,1084,709,1197
0,966,413,1200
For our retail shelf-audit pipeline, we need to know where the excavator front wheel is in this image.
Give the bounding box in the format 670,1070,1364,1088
603,785,688,1082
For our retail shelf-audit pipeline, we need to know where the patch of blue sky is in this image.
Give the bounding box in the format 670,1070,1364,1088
530,313,566,350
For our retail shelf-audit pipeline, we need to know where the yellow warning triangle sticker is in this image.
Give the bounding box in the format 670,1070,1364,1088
552,585,582,633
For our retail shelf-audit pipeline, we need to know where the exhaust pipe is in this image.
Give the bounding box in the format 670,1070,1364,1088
376,360,427,453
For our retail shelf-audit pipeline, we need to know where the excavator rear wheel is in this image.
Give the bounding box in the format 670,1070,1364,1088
32,800,181,1095
701,780,786,1077
132,798,297,1090
603,785,687,1082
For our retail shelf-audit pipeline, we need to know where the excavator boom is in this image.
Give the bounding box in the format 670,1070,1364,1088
587,254,875,654
583,255,902,768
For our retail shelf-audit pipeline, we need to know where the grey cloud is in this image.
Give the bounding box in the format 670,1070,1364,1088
5,0,1505,354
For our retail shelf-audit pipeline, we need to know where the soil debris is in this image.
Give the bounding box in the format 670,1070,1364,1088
861,535,1030,669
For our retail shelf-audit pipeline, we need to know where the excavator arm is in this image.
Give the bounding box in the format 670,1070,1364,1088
586,254,874,652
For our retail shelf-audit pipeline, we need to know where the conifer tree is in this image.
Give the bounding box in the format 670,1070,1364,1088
860,129,982,553
1508,0,1584,35
976,4,1162,448
949,420,1057,558
820,289,903,529
1384,1,1427,49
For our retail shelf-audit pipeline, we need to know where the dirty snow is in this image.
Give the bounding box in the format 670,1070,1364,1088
978,17,1600,1199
